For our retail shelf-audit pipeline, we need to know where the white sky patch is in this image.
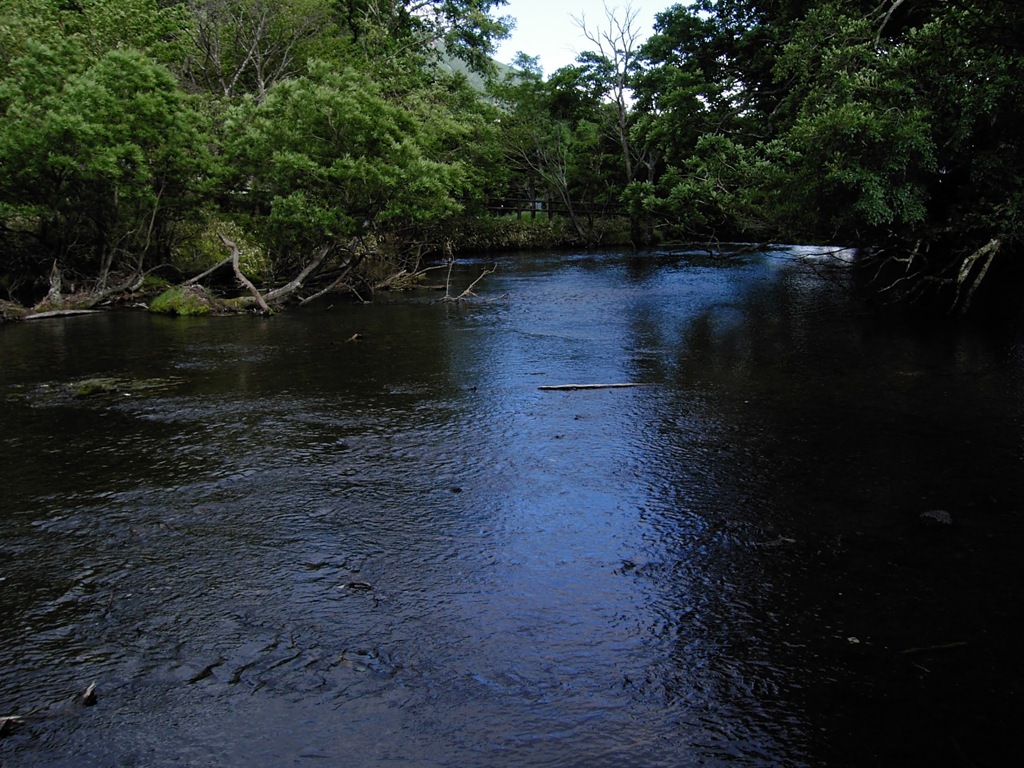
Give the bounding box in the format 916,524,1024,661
494,0,657,75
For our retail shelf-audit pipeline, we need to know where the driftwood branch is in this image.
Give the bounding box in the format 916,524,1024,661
439,262,498,302
538,383,652,391
954,237,1001,315
297,249,364,305
219,233,271,313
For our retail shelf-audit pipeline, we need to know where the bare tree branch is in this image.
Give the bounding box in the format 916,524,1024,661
218,232,272,312
574,2,643,183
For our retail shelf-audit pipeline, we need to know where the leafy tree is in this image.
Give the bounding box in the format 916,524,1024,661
0,0,192,75
489,55,616,243
633,1,788,155
768,6,935,241
764,1,1024,310
336,0,512,74
223,60,475,296
0,42,211,302
627,1,792,243
628,0,1024,313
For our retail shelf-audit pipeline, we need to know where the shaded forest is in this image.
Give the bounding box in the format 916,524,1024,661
1,1,1021,315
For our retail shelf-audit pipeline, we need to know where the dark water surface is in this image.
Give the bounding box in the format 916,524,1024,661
2,247,1023,766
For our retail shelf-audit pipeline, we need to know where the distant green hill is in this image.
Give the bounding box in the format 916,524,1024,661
434,43,518,92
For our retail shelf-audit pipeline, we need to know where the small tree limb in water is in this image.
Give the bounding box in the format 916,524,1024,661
898,641,968,656
538,383,652,391
439,262,498,302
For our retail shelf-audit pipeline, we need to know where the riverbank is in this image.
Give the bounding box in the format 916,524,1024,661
1,215,639,322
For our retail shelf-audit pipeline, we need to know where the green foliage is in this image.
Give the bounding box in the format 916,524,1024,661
224,60,475,272
626,0,1024,310
337,0,511,75
0,0,511,303
0,0,192,76
488,61,630,244
174,215,268,277
139,274,174,293
0,45,212,283
450,212,630,252
2,0,1018,314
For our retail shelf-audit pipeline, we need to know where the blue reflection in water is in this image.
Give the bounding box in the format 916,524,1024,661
1,247,1023,767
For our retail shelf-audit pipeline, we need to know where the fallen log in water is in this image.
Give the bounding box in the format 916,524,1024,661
23,309,101,320
537,383,652,391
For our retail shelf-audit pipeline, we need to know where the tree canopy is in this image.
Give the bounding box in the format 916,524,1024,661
1,0,1021,315
629,0,1024,312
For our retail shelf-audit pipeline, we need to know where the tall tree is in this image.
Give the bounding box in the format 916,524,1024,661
490,55,616,243
574,2,645,185
768,0,1024,310
0,1,210,303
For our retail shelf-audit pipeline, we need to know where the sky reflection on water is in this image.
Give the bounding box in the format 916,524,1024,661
2,247,1023,766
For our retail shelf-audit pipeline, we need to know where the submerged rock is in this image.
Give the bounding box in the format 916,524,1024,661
919,509,953,526
0,715,25,737
6,376,184,406
0,301,28,322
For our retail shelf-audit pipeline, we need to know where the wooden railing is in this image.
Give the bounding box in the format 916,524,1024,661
484,198,628,219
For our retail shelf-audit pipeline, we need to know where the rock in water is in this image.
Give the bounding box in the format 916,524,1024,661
0,715,25,737
919,509,953,526
79,682,97,706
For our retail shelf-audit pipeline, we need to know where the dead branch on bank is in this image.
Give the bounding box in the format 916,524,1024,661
211,236,339,310
183,256,232,285
262,243,333,304
31,257,149,315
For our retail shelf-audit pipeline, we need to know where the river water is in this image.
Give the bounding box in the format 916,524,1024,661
2,247,1023,766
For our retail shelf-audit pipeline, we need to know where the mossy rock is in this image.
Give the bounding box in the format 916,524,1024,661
149,285,220,316
5,376,185,405
0,300,27,322
74,378,122,397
